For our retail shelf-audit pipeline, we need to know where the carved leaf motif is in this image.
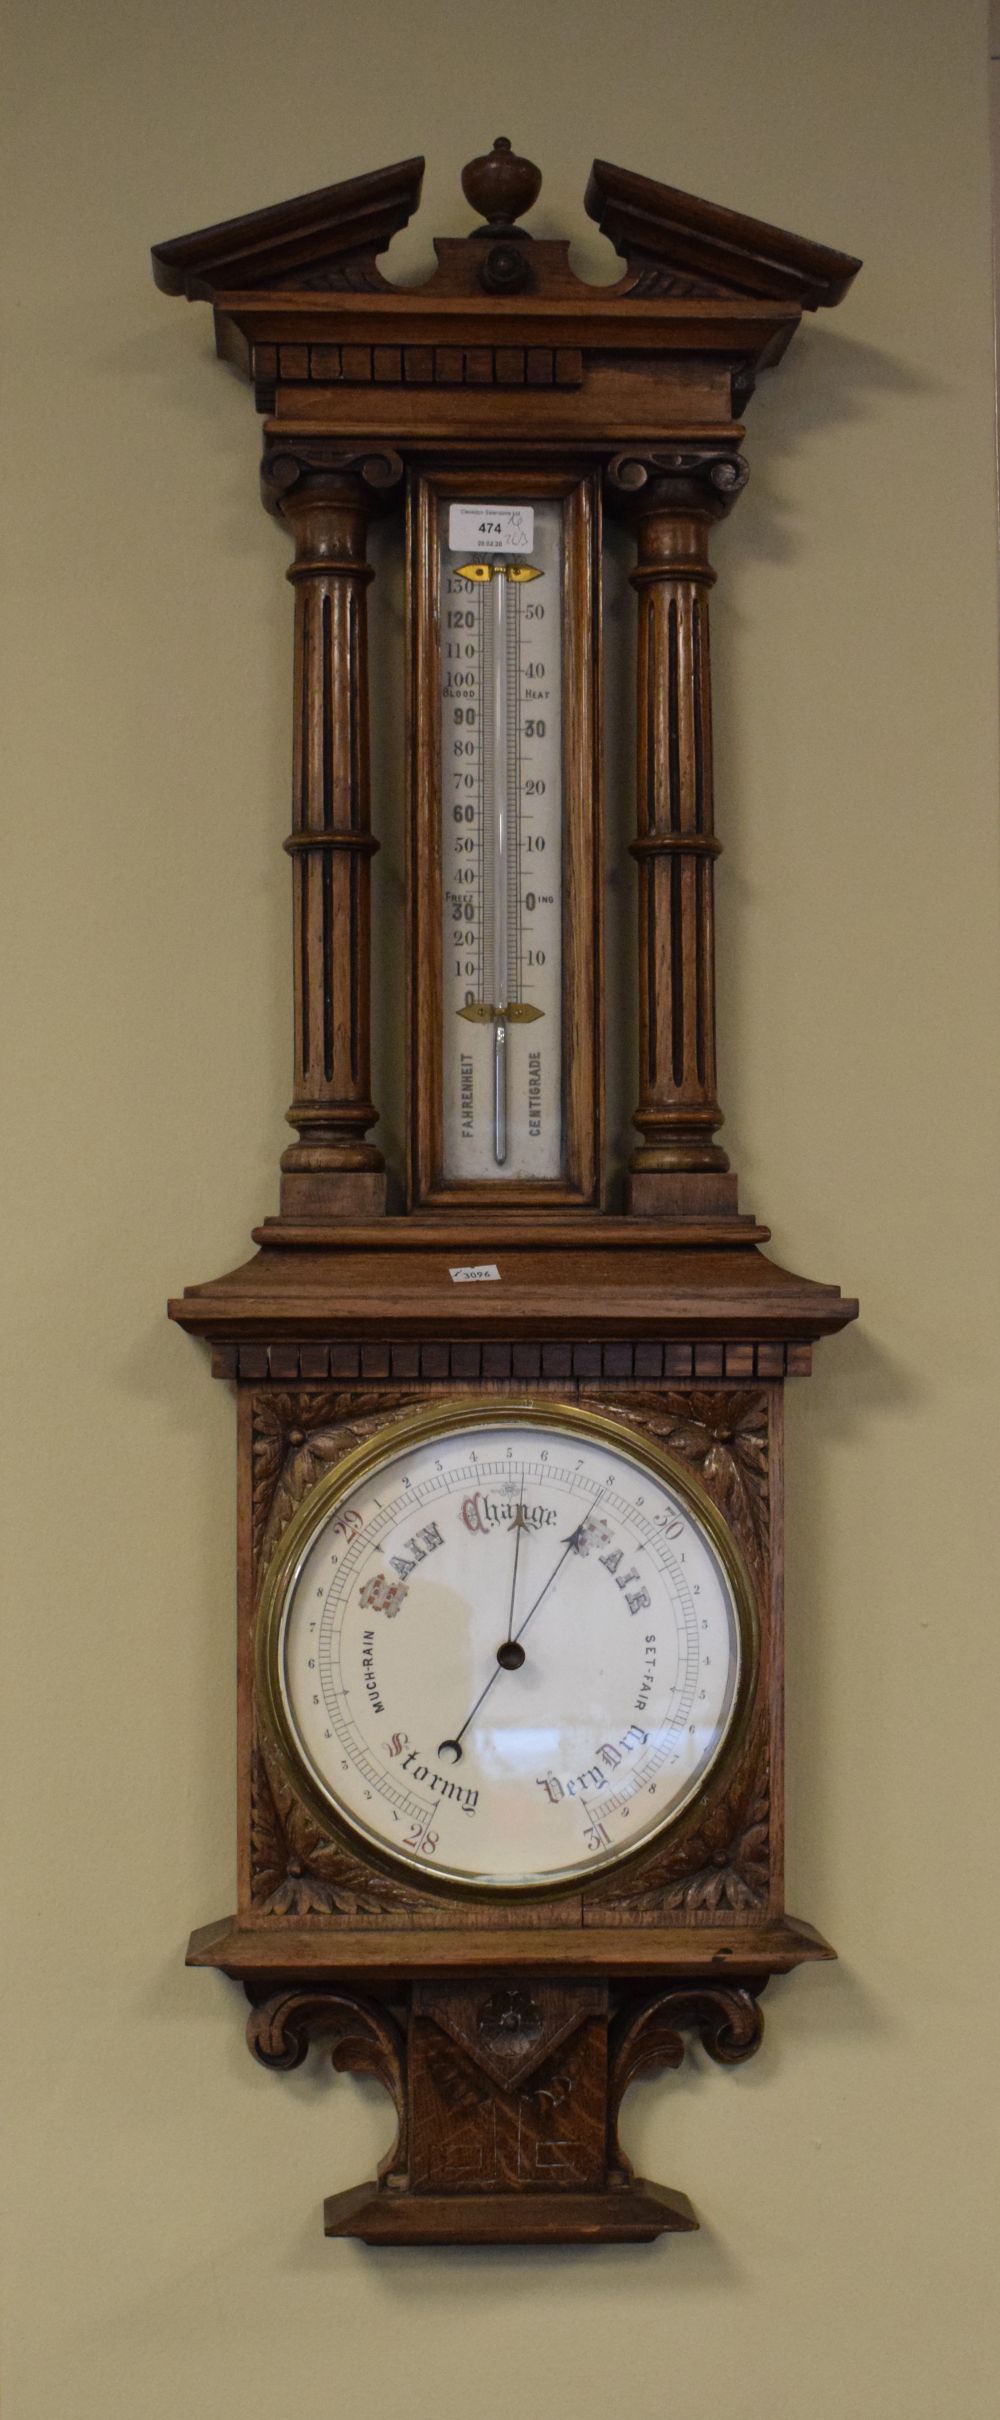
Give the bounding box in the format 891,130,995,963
286,261,391,293
593,1724,769,1914
580,1391,770,1914
251,1744,423,1917
596,1389,769,1575
250,1745,294,1905
626,266,737,298
252,1390,417,1570
662,1735,769,1915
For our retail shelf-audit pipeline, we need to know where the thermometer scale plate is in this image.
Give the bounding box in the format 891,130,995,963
441,497,563,1180
408,468,603,1211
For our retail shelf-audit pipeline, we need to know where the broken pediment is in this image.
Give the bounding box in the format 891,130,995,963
152,140,860,312
584,157,861,308
151,156,426,300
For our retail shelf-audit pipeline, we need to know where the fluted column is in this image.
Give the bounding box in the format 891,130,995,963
264,445,401,1221
609,449,748,1219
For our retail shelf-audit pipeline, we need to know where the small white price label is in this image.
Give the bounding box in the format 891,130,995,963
448,504,534,555
449,1263,502,1284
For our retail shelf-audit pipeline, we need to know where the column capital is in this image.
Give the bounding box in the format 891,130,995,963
606,447,749,523
260,439,405,519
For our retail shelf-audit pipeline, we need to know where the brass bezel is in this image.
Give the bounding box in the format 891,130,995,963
255,1397,760,1902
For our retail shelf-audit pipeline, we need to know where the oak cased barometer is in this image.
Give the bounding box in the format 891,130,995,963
153,136,860,2247
257,1400,758,1894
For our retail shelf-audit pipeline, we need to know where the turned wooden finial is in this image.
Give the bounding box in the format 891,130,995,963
461,136,541,233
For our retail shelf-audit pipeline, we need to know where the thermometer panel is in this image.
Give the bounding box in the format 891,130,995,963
439,496,565,1182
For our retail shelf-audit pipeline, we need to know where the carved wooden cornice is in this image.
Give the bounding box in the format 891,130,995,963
152,139,861,431
151,156,426,299
585,157,861,308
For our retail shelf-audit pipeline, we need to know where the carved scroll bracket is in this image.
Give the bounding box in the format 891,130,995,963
609,1983,765,2183
244,1976,766,2244
247,1987,409,2183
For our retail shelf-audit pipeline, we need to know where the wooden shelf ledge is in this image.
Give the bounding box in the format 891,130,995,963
169,1240,857,1346
323,2177,698,2245
187,1913,835,1986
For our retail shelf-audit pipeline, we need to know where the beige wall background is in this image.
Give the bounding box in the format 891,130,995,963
3,0,999,2412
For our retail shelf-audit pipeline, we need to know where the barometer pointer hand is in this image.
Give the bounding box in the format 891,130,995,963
438,1485,611,1763
438,1487,531,1757
497,1476,527,1664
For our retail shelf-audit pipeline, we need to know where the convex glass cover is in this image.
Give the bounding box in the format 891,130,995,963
258,1402,757,1894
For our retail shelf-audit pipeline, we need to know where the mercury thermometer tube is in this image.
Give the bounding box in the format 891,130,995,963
452,547,544,1174
490,563,509,1164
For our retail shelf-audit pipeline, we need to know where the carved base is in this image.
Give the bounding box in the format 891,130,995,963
278,1169,387,1220
626,1170,740,1217
324,2179,697,2245
245,1974,766,2248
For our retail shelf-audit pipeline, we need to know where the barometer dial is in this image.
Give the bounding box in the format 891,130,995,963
258,1402,757,1895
